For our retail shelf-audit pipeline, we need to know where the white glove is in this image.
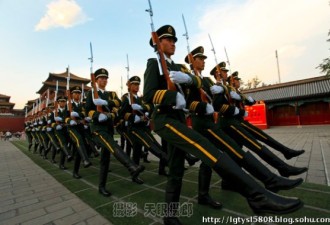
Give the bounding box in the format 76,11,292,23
34,122,37,126
230,91,241,100
210,85,224,95
70,120,77,126
55,117,63,122
71,111,79,117
125,121,128,126
30,125,33,128
131,103,143,111
35,128,39,131
233,107,240,116
56,125,63,130
247,96,254,103
169,71,192,84
85,117,92,122
47,120,51,124
145,112,149,117
174,93,186,109
134,115,141,123
38,121,43,125
93,98,108,106
46,127,52,132
205,103,215,115
41,128,46,132
98,113,108,122
84,125,89,129
244,111,249,117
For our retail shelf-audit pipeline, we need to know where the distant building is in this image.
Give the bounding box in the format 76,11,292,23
26,67,91,114
243,76,330,126
0,94,25,132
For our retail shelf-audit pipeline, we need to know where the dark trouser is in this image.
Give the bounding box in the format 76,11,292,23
26,131,33,150
68,127,89,163
99,147,110,188
73,145,81,174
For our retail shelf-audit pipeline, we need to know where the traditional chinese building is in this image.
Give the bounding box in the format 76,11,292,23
26,67,91,114
243,76,330,126
0,94,25,132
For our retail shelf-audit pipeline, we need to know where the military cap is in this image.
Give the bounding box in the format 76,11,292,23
149,25,177,47
57,96,67,102
70,86,82,94
42,107,47,112
210,61,229,76
48,102,55,108
94,68,109,79
184,46,207,63
231,71,241,80
128,76,141,84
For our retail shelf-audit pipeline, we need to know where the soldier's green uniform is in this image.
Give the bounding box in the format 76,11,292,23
119,76,167,183
65,86,92,178
211,63,307,178
229,72,305,160
24,116,33,151
186,47,302,199
52,96,73,169
85,68,145,197
144,25,303,224
31,114,39,153
38,110,50,158
45,105,61,163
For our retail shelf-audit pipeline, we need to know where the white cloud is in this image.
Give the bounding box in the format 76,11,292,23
195,0,330,83
35,0,91,31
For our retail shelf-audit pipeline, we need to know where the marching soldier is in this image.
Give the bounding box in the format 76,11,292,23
118,75,168,183
85,68,145,197
143,25,302,224
228,72,305,159
185,46,303,205
31,114,39,154
45,103,61,163
52,96,73,169
210,62,308,178
24,115,33,151
65,86,92,178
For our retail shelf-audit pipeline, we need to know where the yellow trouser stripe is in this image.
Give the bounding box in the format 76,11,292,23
207,129,243,159
123,132,133,145
230,125,261,150
241,122,268,140
69,130,80,148
94,132,114,153
132,131,150,148
144,131,154,143
165,124,217,163
55,134,64,148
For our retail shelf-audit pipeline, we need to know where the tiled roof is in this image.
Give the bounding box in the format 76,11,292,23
242,76,330,102
0,94,10,99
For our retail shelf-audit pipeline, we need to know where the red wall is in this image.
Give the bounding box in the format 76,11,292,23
0,117,25,132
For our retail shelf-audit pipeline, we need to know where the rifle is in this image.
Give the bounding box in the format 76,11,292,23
208,34,234,106
125,54,134,107
182,14,210,104
46,89,50,123
145,0,176,91
66,66,75,121
89,42,104,113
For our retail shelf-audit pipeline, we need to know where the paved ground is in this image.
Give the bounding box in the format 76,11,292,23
0,140,110,225
0,124,329,224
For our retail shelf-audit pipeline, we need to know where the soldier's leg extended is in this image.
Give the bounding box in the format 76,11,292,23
122,132,133,157
154,115,303,215
158,138,168,176
26,132,33,151
98,147,111,197
130,127,167,162
84,128,99,158
222,120,307,177
240,120,305,159
205,126,302,193
68,129,91,168
72,146,82,179
55,132,73,162
92,131,145,180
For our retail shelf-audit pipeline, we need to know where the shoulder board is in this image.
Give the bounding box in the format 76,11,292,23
205,77,215,85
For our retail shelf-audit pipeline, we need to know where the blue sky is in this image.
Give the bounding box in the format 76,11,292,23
1,0,329,109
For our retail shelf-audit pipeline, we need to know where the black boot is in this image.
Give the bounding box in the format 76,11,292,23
257,146,308,177
73,172,81,179
213,152,303,214
76,145,91,168
73,152,82,179
142,152,151,163
33,142,38,154
113,145,145,178
99,186,111,197
198,162,222,209
50,146,57,164
148,142,168,163
43,147,50,160
164,183,183,225
132,177,144,184
283,149,305,160
28,143,32,151
241,152,303,192
185,153,199,166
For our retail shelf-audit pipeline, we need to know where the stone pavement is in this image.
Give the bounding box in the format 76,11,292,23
0,140,111,225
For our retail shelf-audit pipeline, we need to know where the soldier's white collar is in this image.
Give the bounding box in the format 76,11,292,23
97,88,105,94
164,54,173,65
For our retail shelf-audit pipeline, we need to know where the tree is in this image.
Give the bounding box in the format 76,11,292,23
317,30,330,77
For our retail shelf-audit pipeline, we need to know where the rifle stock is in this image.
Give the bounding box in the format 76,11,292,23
91,73,104,113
